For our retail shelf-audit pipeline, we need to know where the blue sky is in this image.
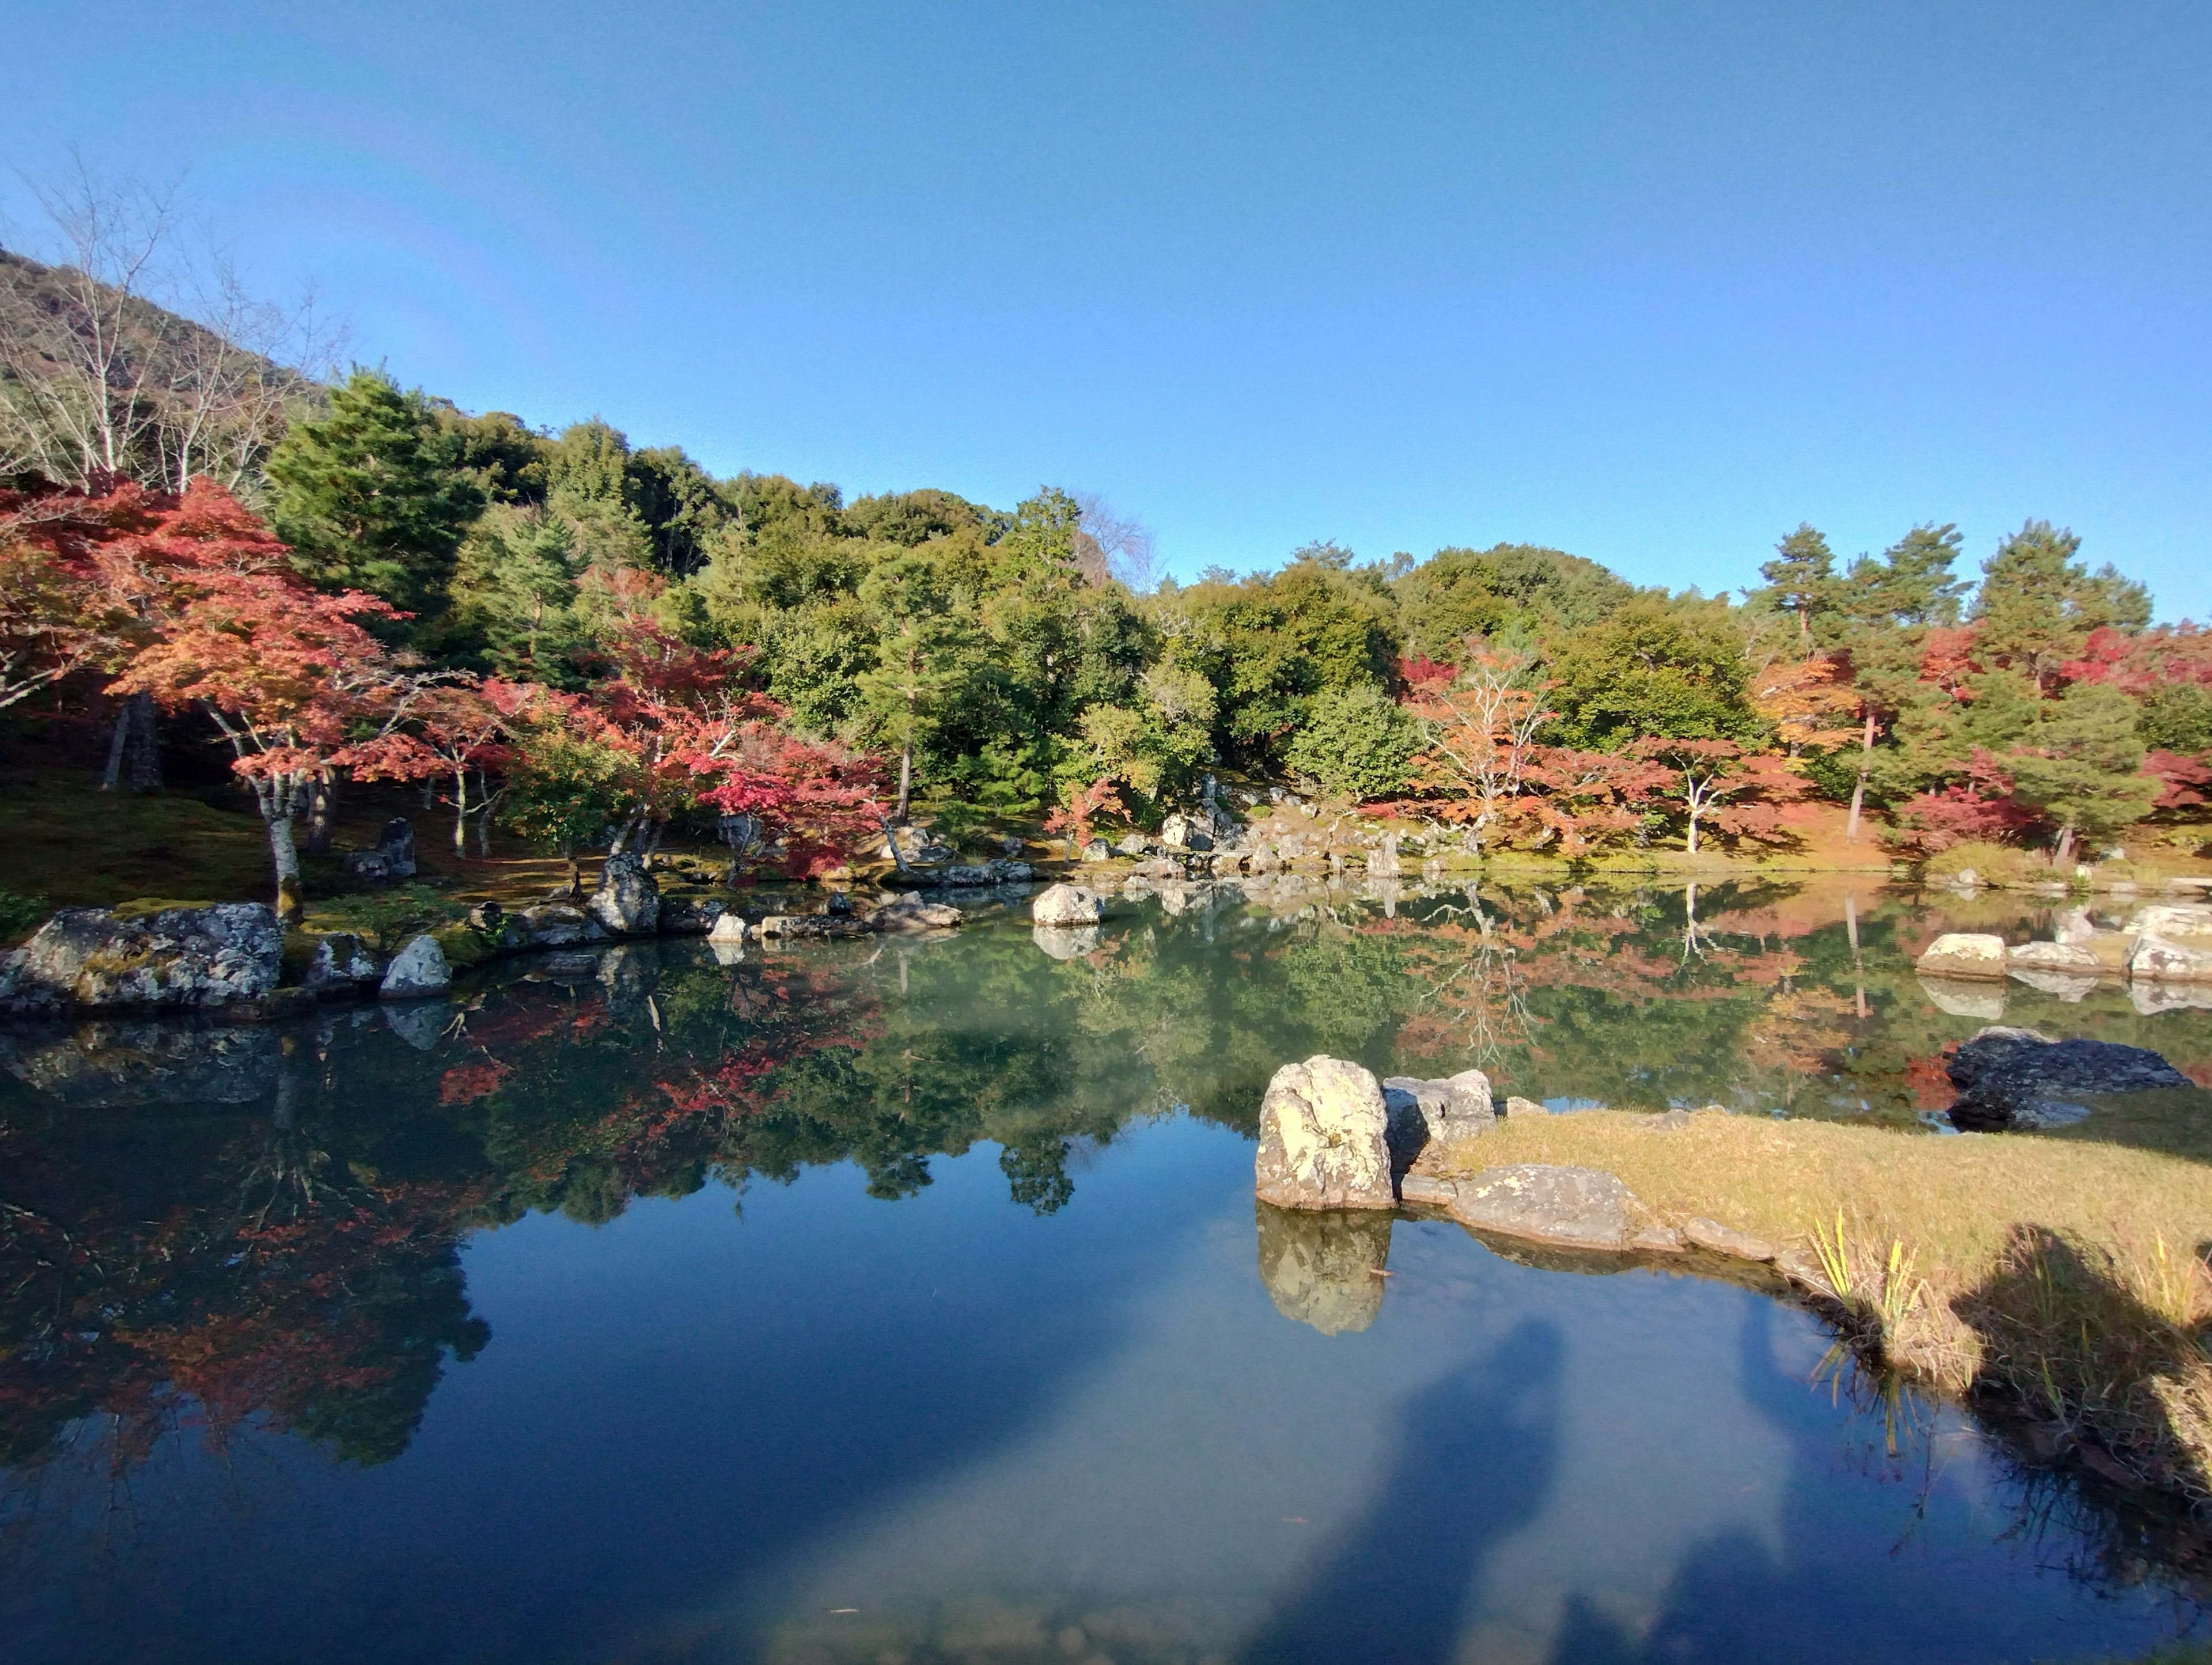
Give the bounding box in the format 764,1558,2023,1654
2,1,2206,610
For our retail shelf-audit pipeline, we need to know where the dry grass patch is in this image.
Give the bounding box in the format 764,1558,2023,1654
1434,1108,2212,1511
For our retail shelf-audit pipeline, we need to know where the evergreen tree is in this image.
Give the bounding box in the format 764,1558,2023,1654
2005,681,2157,861
266,368,484,617
1756,522,1838,646
1972,519,2153,689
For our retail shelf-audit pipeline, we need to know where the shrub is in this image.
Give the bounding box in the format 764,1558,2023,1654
317,884,467,954
1285,685,1420,802
0,889,47,945
1922,840,2043,887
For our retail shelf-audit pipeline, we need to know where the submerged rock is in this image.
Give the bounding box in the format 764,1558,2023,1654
1032,883,1105,927
1254,1204,1393,1336
1448,1163,1636,1250
1945,1026,2191,1132
1253,1055,1396,1211
1915,933,2007,980
0,903,282,1013
378,934,451,999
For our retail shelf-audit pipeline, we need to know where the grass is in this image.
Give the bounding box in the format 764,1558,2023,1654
1433,1106,2212,1510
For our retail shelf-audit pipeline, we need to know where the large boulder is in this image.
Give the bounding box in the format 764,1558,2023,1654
1254,1204,1394,1336
1160,812,1213,852
658,896,726,935
1032,883,1105,927
512,902,598,947
1915,933,2007,980
2128,934,2212,983
869,892,964,931
2007,940,2100,973
1381,1069,1495,1159
1448,1164,1635,1250
1253,1055,1396,1211
587,852,661,935
1945,1026,2191,1131
0,904,282,1014
374,817,416,879
378,934,451,999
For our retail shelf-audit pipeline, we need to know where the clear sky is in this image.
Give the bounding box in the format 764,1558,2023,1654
2,1,2206,610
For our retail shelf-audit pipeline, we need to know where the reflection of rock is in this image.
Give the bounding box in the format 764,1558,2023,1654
1032,883,1105,927
587,851,662,935
1916,932,2007,980
0,903,283,1013
1449,1163,1635,1250
1031,924,1100,960
2054,906,2098,946
1945,1025,2191,1132
2007,968,2099,1001
1253,1055,1396,1210
382,1000,448,1050
1916,975,2006,1020
0,1021,280,1106
378,934,451,998
2130,979,2212,1015
2122,902,2212,940
596,944,660,1012
1254,1203,1393,1335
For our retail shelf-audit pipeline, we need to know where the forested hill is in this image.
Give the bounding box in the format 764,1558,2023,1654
4,265,2208,866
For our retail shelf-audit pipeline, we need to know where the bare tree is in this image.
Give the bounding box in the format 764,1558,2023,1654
156,257,344,494
1071,490,1157,590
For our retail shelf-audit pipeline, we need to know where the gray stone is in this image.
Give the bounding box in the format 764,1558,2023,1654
1449,1164,1636,1250
586,851,661,935
1253,1055,1396,1211
869,893,964,931
340,850,392,883
1254,1205,1393,1336
1033,883,1106,927
1683,1216,1777,1262
0,904,282,1013
2008,940,2100,972
2128,933,2212,983
1916,932,2008,980
1945,1026,2190,1131
1080,839,1112,862
658,896,726,935
304,932,381,994
758,913,866,939
1032,924,1101,960
1112,833,1153,858
707,913,749,944
2054,906,2099,946
1381,1069,1496,1157
378,934,451,999
1502,1095,1547,1117
1368,834,1402,878
1160,812,1213,852
374,817,416,879
1630,1222,1685,1253
513,903,593,946
1396,1173,1459,1208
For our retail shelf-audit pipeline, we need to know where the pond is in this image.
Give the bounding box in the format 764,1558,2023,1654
1,878,2206,1664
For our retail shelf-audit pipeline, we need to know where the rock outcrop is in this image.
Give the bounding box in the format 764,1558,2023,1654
1032,883,1106,927
586,852,661,936
1446,1164,1635,1250
1915,933,2007,980
0,904,282,1013
378,934,452,999
1945,1026,2191,1131
1253,1056,1396,1210
509,902,601,947
1254,1204,1393,1336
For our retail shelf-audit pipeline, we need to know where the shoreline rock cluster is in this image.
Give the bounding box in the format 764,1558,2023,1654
1916,901,2212,1017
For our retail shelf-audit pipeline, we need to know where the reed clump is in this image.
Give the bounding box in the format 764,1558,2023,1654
1437,1107,2212,1511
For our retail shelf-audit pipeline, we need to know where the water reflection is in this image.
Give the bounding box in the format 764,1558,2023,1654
0,880,2206,1661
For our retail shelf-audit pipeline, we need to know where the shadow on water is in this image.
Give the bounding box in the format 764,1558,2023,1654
1237,1317,1564,1665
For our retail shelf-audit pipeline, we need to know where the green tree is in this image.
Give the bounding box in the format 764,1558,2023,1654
498,727,629,896
1972,520,2152,691
1393,542,1630,663
1547,594,1761,750
439,504,589,681
2005,681,2157,862
1755,522,1839,647
1285,684,1419,801
857,553,973,821
266,367,484,617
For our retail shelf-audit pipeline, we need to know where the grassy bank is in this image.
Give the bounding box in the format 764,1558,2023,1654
1435,1108,2212,1514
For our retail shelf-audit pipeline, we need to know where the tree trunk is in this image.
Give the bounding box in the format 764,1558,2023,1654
452,768,471,856
124,692,161,791
101,704,130,791
2054,824,2076,867
303,772,336,854
563,845,583,900
1844,710,1876,843
895,741,912,824
265,799,305,926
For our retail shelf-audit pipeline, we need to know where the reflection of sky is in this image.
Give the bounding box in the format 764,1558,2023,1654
2,1117,2194,1665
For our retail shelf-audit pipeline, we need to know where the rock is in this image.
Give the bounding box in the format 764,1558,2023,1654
304,932,381,994
881,825,954,866
1951,867,1980,890
1368,834,1402,879
513,903,595,946
1031,924,1101,960
1449,1164,1635,1251
1210,850,1245,876
374,817,416,879
658,896,727,935
2008,941,2100,972
2054,905,2098,946
467,901,505,932
823,890,854,916
378,934,450,998
1683,1217,1777,1262
1644,1107,1694,1130
1397,1173,1459,1208
1945,1026,2191,1131
707,913,749,944
1630,1222,1685,1253
1160,813,1213,852
1254,1205,1393,1336
340,851,392,883
1381,1069,1496,1158
1253,1056,1396,1211
1248,849,1282,875
2124,904,2212,939
869,893,963,931
586,851,661,935
1915,932,2008,980
1916,976,2007,1020
1502,1095,1547,1117
1080,839,1112,862
1112,833,1152,858
757,913,866,939
1033,883,1105,927
2127,934,2212,983
0,904,283,1013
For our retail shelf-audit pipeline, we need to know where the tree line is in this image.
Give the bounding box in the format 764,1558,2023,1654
2,172,2207,915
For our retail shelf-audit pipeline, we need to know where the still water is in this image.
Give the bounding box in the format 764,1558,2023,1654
1,878,2206,1663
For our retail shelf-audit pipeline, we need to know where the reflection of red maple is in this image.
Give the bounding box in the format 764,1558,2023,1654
439,1058,512,1104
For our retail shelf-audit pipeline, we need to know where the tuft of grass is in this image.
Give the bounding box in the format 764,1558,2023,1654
1435,1108,2212,1505
310,883,466,954
1923,840,2047,887
0,887,48,945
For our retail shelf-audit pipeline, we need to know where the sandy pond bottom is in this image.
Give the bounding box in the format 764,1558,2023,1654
5,1115,2201,1665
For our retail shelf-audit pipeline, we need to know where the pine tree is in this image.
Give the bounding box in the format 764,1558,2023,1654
1972,520,2153,691
267,368,484,617
1756,522,1838,647
2005,681,2157,862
